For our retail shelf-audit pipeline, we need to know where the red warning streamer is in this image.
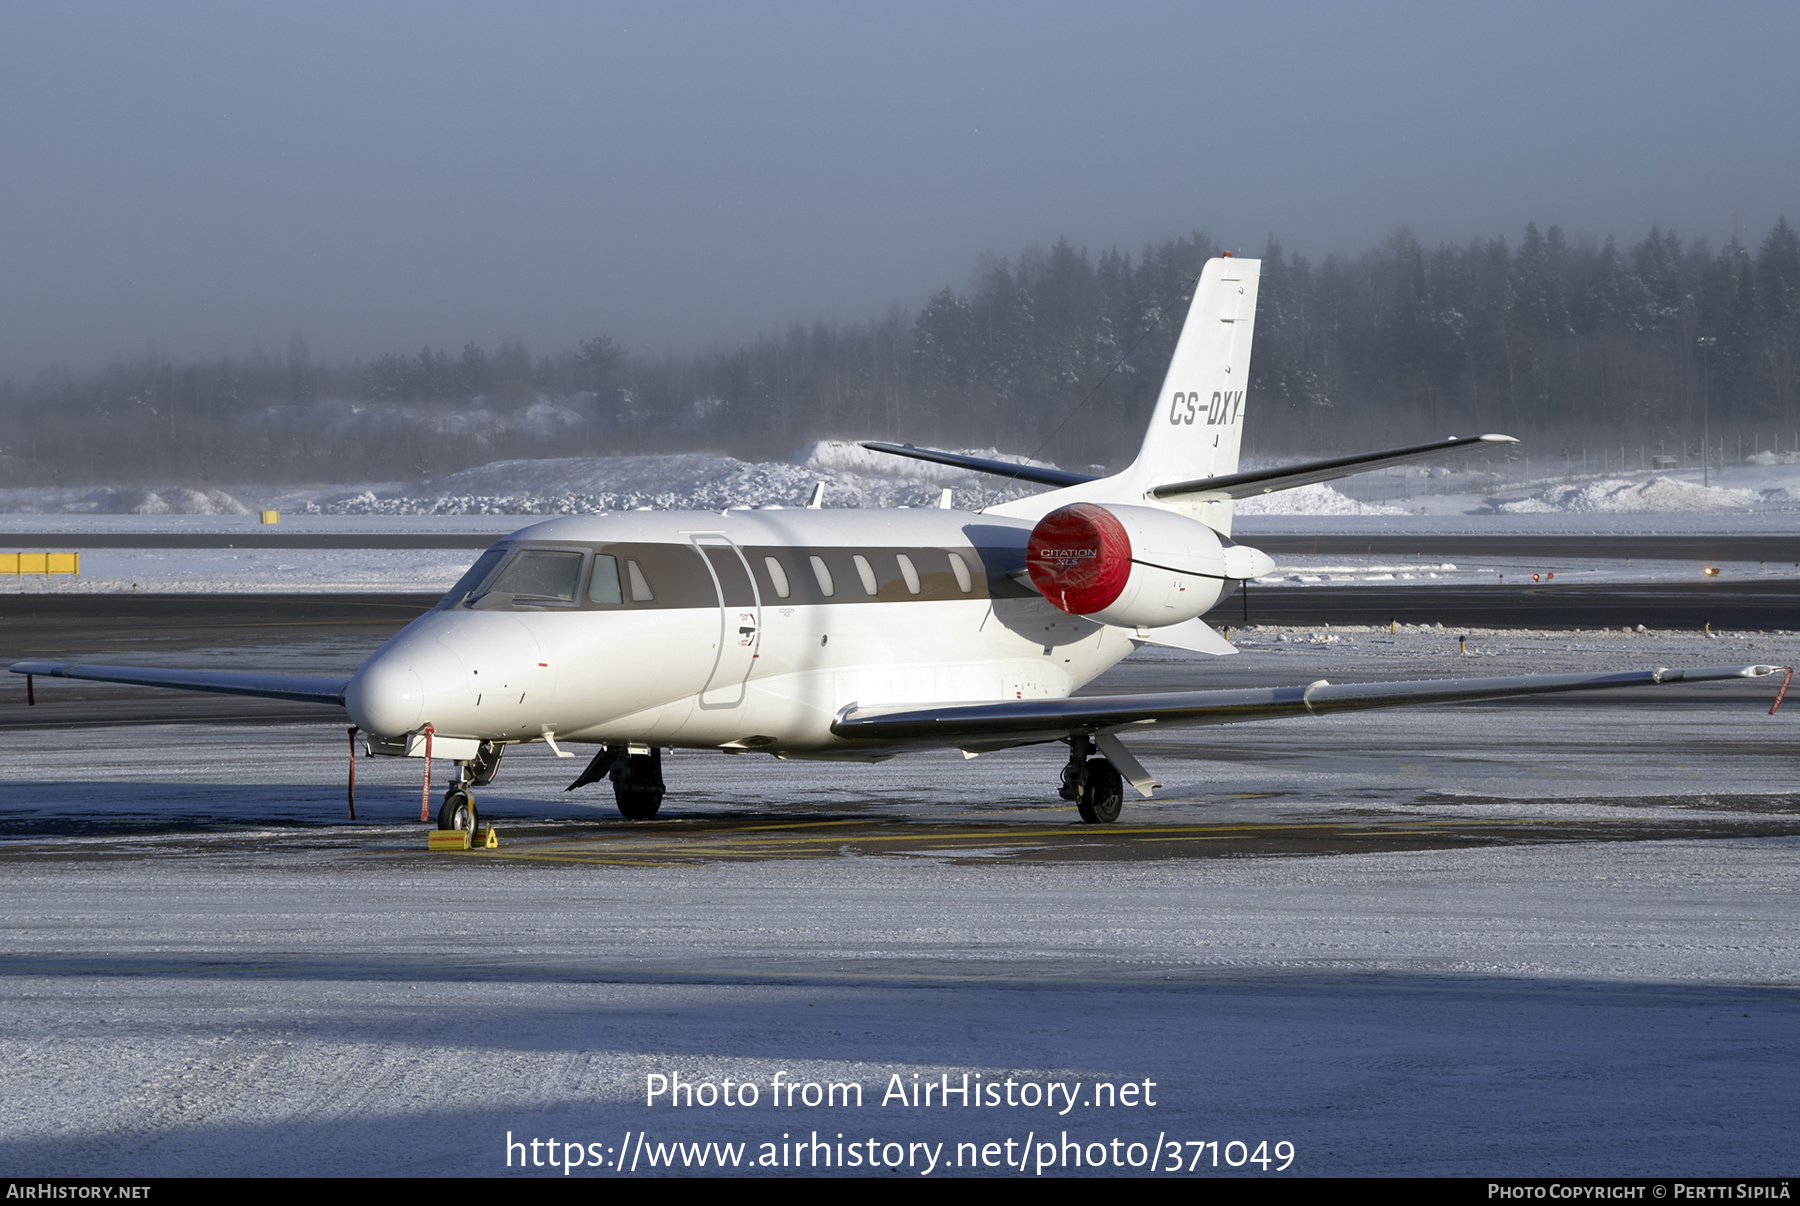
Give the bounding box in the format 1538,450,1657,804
346,726,359,821
418,724,434,822
1770,667,1794,716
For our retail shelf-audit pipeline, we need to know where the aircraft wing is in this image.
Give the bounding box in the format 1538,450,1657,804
10,661,349,707
864,435,1516,501
1151,434,1516,501
833,664,1785,746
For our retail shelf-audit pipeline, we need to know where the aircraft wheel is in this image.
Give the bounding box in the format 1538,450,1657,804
1076,759,1123,824
612,751,665,820
438,788,478,831
614,783,663,820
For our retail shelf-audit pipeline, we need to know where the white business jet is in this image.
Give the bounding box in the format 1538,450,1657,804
12,257,1782,830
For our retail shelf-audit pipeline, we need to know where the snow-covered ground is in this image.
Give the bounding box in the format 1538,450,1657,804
4,698,1798,1174
1,445,1797,592
1256,555,1800,590
3,550,1791,595
5,441,1799,525
3,627,1796,1175
0,442,1045,519
2,547,485,594
1238,456,1800,534
2,838,1795,1177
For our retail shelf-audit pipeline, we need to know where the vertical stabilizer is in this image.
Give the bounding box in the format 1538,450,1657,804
986,256,1259,533
1116,256,1259,533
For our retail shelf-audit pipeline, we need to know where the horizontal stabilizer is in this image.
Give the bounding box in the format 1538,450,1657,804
860,442,1096,489
10,660,349,707
834,664,1781,745
1153,434,1517,502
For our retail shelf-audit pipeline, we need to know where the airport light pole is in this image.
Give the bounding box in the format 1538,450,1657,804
1698,335,1717,487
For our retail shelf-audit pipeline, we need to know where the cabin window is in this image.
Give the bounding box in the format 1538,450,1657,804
852,554,878,596
947,552,973,593
809,555,834,597
626,559,655,601
488,548,584,602
587,554,622,604
895,553,921,595
764,556,791,599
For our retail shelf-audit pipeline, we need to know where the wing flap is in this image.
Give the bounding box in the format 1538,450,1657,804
833,665,1782,744
10,661,349,707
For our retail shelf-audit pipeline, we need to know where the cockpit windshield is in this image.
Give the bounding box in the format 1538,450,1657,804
485,549,585,601
438,546,592,609
435,541,687,611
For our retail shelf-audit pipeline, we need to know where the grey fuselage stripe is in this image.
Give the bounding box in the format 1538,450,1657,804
452,542,1042,613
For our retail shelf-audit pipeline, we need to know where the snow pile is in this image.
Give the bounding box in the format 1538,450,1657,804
796,440,1073,485
1493,476,1758,515
310,450,1422,516
306,451,1046,515
1235,482,1407,516
0,486,250,515
1744,450,1800,466
12,449,1788,521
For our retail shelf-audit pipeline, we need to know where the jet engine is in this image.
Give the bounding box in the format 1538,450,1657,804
1025,503,1271,628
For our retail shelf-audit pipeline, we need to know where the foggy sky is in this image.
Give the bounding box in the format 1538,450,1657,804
3,1,1796,377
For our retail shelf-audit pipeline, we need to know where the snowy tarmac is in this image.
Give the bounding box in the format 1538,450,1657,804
4,536,1798,596
3,635,1797,1177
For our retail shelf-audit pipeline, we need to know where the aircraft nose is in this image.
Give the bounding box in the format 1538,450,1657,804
343,655,426,738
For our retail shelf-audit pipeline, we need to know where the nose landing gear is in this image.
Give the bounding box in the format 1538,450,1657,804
430,744,502,831
437,784,478,831
464,740,505,787
1060,735,1124,824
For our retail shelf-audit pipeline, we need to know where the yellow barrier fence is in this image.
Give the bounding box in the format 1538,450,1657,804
1,552,80,577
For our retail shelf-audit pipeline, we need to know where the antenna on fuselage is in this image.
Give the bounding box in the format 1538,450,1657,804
807,482,826,508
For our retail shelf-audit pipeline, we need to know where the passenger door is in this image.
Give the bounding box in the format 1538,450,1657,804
687,533,761,708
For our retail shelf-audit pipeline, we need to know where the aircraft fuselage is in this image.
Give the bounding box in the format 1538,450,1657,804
342,507,1206,759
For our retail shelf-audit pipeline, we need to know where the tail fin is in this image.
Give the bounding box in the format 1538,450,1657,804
986,256,1259,532
953,258,1508,536
1114,256,1259,531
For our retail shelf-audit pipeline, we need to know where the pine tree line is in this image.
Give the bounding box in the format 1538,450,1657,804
2,219,1796,487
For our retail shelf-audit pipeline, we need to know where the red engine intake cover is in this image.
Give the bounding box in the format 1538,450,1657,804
1026,503,1132,615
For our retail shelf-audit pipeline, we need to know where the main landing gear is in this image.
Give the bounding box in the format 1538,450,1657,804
566,744,666,820
1060,735,1124,824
